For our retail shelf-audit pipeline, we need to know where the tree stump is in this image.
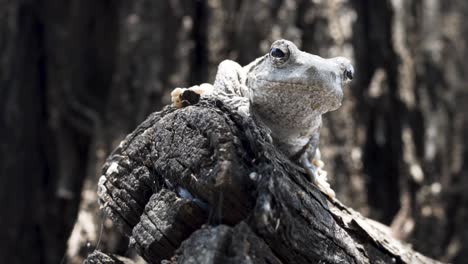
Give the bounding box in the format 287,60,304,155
93,98,442,264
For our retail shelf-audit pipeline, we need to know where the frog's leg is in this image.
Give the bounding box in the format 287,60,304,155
300,135,335,199
213,60,247,96
171,59,246,109
213,60,251,116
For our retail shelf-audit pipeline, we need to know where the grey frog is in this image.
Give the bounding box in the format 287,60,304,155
171,39,354,198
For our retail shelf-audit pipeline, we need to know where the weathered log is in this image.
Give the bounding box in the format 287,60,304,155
96,98,442,263
84,251,135,264
170,222,282,264
130,189,208,262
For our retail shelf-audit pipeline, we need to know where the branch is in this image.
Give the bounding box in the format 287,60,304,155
93,98,442,264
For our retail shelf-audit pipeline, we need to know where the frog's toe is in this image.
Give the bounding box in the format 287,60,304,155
316,177,336,199
171,87,186,108
301,153,335,199
305,166,335,199
316,168,334,198
317,167,328,181
312,158,325,169
191,83,214,96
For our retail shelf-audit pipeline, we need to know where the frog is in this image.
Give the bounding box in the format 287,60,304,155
171,39,354,198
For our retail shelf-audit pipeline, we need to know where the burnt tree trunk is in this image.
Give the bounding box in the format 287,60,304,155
94,98,441,264
1,0,467,263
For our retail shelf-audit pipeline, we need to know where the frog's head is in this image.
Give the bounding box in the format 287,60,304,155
246,39,353,115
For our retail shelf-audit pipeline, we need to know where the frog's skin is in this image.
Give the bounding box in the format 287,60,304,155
171,39,354,198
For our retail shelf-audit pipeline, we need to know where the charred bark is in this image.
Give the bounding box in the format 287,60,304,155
84,251,135,264
95,99,441,264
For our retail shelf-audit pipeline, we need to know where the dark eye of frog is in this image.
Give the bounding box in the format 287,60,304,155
270,47,286,58
269,45,290,66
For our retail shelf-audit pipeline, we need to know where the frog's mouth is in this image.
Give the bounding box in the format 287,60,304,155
324,86,343,112
255,78,344,113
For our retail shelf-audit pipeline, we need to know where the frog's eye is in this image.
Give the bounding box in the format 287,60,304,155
270,48,286,58
269,44,290,66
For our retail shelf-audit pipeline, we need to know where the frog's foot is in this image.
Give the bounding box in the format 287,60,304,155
300,155,336,199
171,83,214,108
315,167,335,199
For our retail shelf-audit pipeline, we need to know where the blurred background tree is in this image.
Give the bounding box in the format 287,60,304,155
1,0,467,263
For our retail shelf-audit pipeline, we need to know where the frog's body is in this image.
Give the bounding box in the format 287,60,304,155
171,39,354,198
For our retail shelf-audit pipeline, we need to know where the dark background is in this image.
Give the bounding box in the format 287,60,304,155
1,0,467,263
